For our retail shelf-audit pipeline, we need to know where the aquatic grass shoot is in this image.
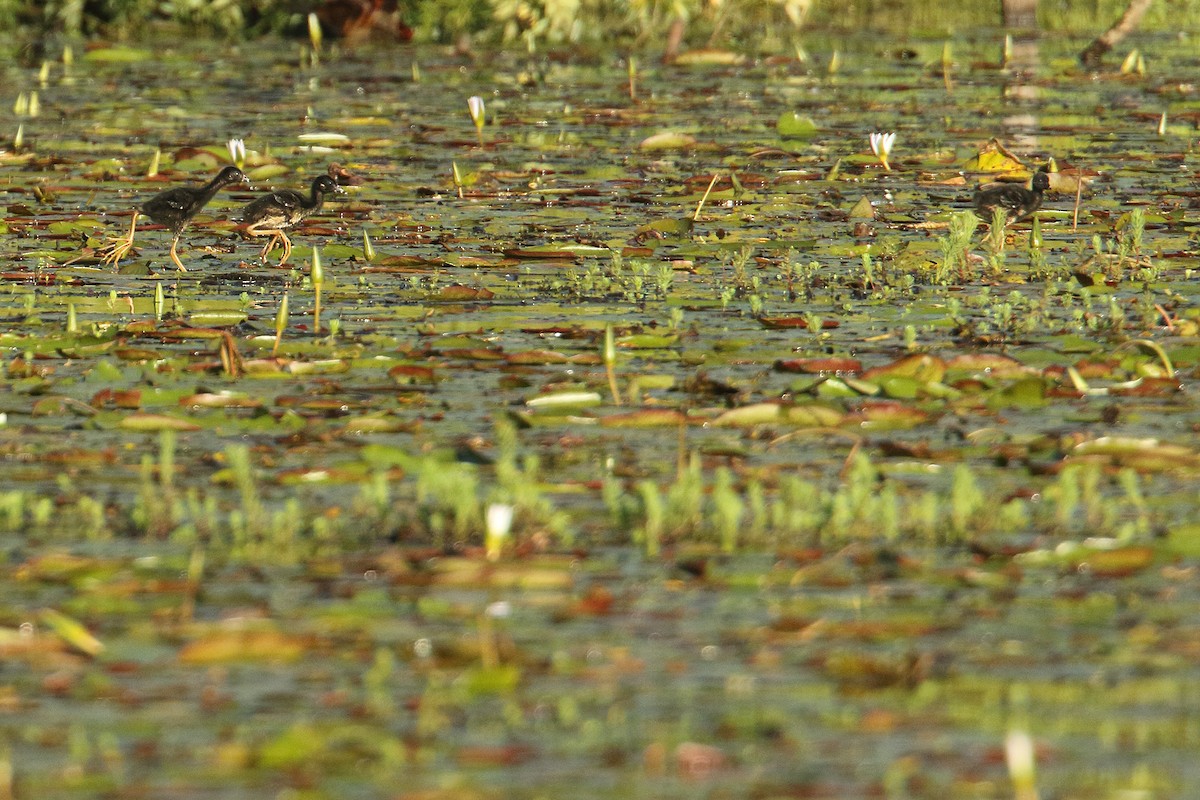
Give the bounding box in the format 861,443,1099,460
307,12,322,66
604,322,621,405
274,291,289,355
362,228,376,261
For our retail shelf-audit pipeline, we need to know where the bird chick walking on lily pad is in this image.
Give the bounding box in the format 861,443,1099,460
99,165,248,271
974,170,1051,226
235,175,344,266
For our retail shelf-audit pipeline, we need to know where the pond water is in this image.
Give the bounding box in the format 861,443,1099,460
1,28,1199,799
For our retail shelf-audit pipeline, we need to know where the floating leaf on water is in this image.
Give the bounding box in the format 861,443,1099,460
502,247,580,260
284,359,351,375
246,164,292,182
113,347,164,362
945,353,1031,377
340,415,419,434
639,132,697,151
617,333,678,349
1120,375,1182,395
1077,546,1155,578
436,284,495,301
962,138,1026,174
462,665,523,697
48,219,106,235
876,376,923,400
598,409,687,428
178,628,310,664
441,348,505,361
117,413,202,432
388,364,436,383
297,132,350,143
776,357,863,374
777,112,818,140
83,46,153,63
862,353,946,385
847,400,931,430
278,465,399,484
814,377,870,398
988,376,1047,409
241,359,286,375
710,402,843,427
1070,437,1200,473
180,392,262,409
188,311,248,327
672,49,745,66
32,396,93,417
756,316,840,330
635,217,694,238
505,349,570,365
160,327,228,341
526,391,603,409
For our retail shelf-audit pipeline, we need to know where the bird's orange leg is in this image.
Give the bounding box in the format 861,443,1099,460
99,211,139,268
168,235,187,272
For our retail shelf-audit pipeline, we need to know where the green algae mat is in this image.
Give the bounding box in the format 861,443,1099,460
2,32,1200,799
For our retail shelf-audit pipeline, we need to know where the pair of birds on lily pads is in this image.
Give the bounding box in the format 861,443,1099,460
99,167,344,271
100,158,1047,272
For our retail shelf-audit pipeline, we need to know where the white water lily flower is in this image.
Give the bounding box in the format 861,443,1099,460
227,137,246,170
869,131,895,171
467,95,486,128
485,502,513,561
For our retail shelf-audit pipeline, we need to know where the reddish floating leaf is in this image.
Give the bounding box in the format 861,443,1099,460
1071,358,1120,379
945,353,1032,377
674,742,728,778
113,347,164,361
91,388,142,409
775,357,863,374
502,248,579,260
388,364,436,383
505,349,570,365
861,353,946,384
757,316,841,330
1109,377,1182,397
455,744,537,766
847,400,931,429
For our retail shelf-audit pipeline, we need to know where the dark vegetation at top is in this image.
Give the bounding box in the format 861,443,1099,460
0,0,1193,57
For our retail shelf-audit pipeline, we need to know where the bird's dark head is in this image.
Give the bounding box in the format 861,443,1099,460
1031,171,1051,191
217,165,249,186
314,175,345,196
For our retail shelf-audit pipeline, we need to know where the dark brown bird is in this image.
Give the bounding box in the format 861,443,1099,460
101,165,248,271
235,175,344,266
973,171,1050,226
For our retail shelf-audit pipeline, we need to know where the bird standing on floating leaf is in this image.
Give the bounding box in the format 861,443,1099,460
235,175,344,266
973,171,1050,226
100,165,248,271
